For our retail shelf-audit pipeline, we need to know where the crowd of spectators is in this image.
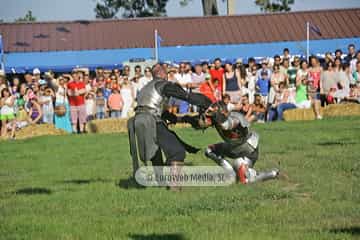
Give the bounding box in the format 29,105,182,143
0,44,359,139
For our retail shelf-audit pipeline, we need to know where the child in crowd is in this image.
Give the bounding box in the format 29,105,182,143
0,88,16,138
85,91,96,121
95,89,106,119
103,83,112,117
256,70,270,104
108,87,123,118
39,87,55,124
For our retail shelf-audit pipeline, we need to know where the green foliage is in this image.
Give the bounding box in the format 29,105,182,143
0,117,359,239
14,10,37,22
255,0,295,12
95,0,169,18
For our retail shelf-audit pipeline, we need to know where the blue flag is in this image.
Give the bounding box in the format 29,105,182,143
0,34,4,71
309,23,322,36
157,34,163,48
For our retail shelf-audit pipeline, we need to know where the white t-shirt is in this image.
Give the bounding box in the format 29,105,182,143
175,73,192,90
85,99,95,115
56,86,68,104
139,76,153,90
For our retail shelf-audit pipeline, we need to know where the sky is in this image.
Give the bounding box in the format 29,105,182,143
0,0,359,22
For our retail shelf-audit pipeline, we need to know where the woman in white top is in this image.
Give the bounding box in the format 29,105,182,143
1,88,16,138
54,76,72,133
120,77,134,118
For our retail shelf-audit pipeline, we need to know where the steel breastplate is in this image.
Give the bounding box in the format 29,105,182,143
136,79,168,116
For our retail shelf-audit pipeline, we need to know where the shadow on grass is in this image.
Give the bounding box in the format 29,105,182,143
316,140,357,146
14,187,52,195
129,233,185,240
329,227,360,235
58,178,113,185
117,177,146,190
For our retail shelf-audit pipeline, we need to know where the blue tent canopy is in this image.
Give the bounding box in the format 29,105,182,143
4,37,359,73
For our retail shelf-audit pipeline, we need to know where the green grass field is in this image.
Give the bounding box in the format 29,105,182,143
0,117,359,240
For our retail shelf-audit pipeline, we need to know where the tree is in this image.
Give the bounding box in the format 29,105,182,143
15,10,37,22
94,0,295,19
255,0,295,12
95,0,168,19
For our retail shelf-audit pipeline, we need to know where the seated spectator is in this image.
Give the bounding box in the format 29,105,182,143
239,94,254,122
256,70,270,104
108,88,124,118
268,82,297,121
222,94,241,112
342,84,359,103
251,94,267,123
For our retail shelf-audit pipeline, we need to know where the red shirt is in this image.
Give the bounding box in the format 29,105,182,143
209,68,224,93
67,81,86,106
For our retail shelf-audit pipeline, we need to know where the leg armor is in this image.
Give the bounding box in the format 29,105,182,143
233,157,279,184
205,147,236,178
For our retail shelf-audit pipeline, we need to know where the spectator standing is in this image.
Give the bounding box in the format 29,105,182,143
1,88,16,138
85,91,96,121
108,88,124,118
54,76,72,133
244,64,258,104
120,77,134,118
175,63,192,113
95,89,106,119
350,51,360,74
39,87,55,124
321,61,343,105
190,63,206,112
67,71,87,133
223,62,242,104
269,64,285,105
24,72,33,88
256,71,270,104
209,58,224,94
139,67,153,90
345,44,356,64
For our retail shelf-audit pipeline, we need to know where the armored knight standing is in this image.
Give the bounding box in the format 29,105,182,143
127,64,211,188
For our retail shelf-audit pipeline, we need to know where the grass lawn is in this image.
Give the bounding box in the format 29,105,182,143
0,117,359,240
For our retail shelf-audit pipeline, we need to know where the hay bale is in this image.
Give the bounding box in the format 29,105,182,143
87,118,129,134
15,124,68,140
283,108,325,121
323,103,360,117
283,103,360,121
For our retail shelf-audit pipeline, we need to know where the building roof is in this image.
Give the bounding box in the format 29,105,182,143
0,8,360,53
